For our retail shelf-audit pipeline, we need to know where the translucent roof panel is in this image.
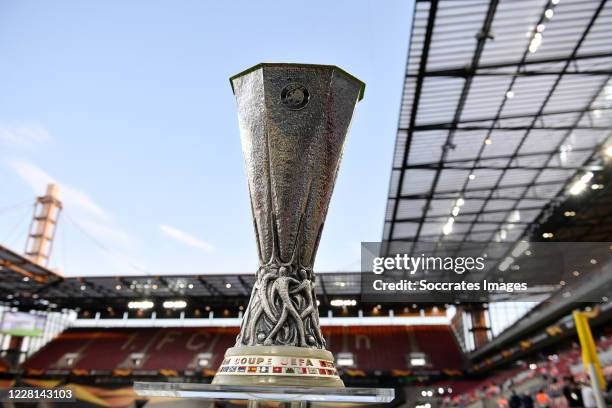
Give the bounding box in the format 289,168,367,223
384,0,612,252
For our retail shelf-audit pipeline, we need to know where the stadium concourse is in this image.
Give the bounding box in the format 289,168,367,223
0,0,611,407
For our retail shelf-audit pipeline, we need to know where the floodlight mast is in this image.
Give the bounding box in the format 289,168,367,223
25,184,62,267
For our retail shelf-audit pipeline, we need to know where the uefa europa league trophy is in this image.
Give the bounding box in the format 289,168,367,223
213,63,364,387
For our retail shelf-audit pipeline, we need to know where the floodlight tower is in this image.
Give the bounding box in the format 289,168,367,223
24,184,62,266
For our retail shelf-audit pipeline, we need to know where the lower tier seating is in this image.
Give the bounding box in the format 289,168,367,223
22,325,465,374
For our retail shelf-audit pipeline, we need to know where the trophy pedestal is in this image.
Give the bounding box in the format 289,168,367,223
134,382,395,406
212,345,344,387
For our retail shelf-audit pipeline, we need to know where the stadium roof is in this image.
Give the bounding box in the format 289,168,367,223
0,244,365,312
0,245,62,285
384,0,612,250
34,272,361,307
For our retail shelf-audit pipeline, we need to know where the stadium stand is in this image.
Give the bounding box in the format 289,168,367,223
22,325,464,375
437,333,612,407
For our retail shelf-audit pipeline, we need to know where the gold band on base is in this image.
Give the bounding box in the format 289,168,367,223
212,346,344,388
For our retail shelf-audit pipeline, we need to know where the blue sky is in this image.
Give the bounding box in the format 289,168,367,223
0,0,413,276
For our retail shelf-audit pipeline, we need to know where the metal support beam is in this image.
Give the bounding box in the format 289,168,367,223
386,0,439,245
405,107,612,134
406,51,612,78
394,179,563,200
393,146,595,170
403,164,596,171
237,275,252,295
319,277,330,307
410,69,612,78
197,276,223,297
392,205,543,223
409,125,609,131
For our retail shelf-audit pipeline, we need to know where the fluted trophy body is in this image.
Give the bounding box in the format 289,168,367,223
213,63,364,387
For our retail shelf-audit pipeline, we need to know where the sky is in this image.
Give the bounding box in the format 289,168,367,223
0,0,413,277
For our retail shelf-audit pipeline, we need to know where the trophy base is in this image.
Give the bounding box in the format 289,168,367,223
212,345,344,388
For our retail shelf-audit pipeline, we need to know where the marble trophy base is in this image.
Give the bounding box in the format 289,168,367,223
212,345,344,388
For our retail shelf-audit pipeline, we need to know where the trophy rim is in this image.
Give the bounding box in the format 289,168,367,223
229,62,365,101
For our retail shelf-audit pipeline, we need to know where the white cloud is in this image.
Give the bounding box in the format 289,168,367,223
6,159,135,253
7,159,110,220
159,224,214,252
4,159,146,277
0,123,50,147
73,217,133,247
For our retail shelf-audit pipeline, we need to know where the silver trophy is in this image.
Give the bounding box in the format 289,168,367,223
213,63,364,387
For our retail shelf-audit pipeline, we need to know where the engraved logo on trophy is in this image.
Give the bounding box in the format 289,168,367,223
280,83,309,110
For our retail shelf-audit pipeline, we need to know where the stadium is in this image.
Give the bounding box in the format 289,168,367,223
0,0,611,407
